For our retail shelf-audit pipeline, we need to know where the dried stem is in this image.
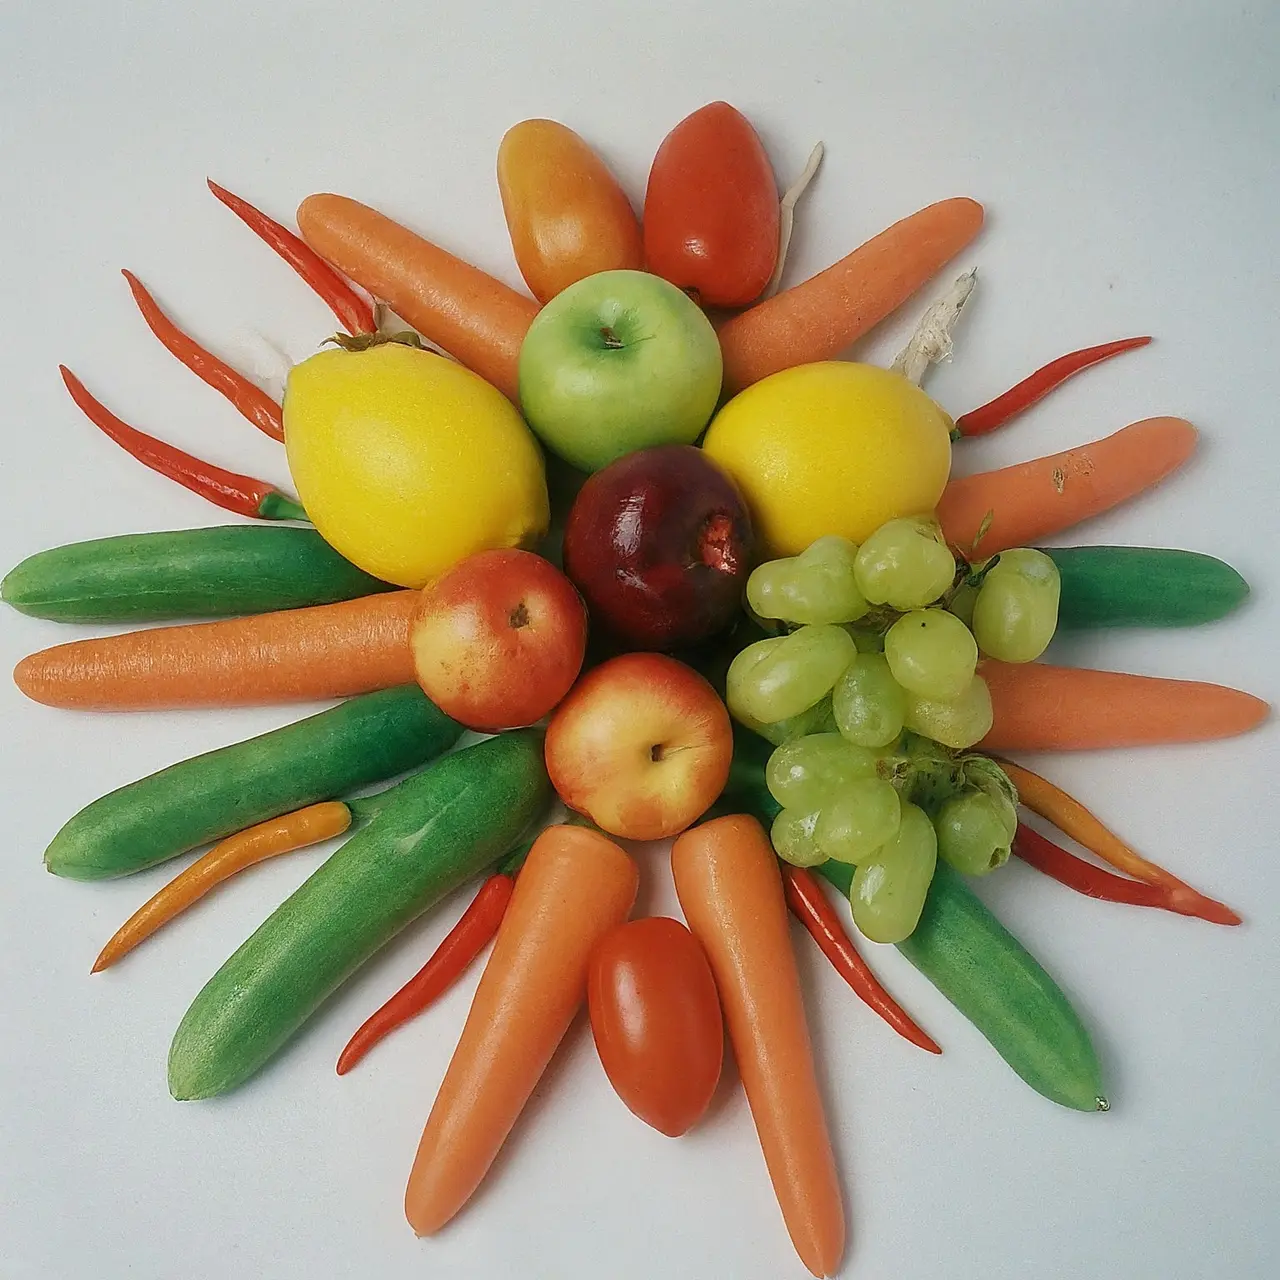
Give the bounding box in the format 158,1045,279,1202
764,141,825,298
891,268,978,386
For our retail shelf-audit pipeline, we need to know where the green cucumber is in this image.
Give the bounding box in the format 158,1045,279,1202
45,686,459,880
168,730,549,1099
877,861,1103,1111
2,525,393,622
718,734,1105,1112
717,725,782,823
1048,545,1249,629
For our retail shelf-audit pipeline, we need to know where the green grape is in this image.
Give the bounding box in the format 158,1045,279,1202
884,608,978,699
736,695,836,745
815,778,902,864
934,789,1013,875
831,652,906,747
853,516,957,609
897,731,958,811
766,733,878,811
903,731,951,764
963,756,1019,840
726,625,857,725
726,637,784,726
747,536,870,625
902,675,993,749
946,581,978,627
848,627,886,654
972,547,1061,663
771,808,825,867
850,802,938,943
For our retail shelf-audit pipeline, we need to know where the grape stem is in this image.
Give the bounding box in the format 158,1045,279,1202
937,550,1000,615
891,268,978,386
764,141,825,299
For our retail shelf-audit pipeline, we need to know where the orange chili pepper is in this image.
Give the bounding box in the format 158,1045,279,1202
91,801,352,971
336,872,516,1075
1011,823,1232,924
59,366,304,520
122,270,284,441
207,180,376,335
996,758,1240,926
783,863,941,1054
954,336,1152,437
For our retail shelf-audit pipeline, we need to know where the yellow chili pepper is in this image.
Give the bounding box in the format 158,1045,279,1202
91,800,352,972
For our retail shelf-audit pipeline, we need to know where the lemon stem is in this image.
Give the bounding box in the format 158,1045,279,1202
892,269,978,386
324,329,426,353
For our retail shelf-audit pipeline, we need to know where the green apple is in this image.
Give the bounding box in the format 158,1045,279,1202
517,269,723,472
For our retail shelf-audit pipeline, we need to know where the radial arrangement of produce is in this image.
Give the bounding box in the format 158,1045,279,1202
5,103,1268,1277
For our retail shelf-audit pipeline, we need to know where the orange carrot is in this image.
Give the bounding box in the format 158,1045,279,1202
716,197,983,394
13,591,418,710
981,661,1269,752
671,815,844,1279
296,194,539,401
92,801,352,971
404,825,637,1236
994,761,1239,926
937,417,1197,555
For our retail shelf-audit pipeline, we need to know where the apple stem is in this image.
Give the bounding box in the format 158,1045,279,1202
764,141,825,299
890,269,978,386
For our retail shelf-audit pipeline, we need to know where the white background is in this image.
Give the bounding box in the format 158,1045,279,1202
2,2,1278,1277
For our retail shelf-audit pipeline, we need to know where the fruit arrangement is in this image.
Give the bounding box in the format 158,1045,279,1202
4,101,1269,1277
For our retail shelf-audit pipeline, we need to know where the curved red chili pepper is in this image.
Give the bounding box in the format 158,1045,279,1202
1012,824,1240,925
207,180,376,336
955,336,1152,437
59,366,305,521
122,270,284,441
336,872,515,1075
782,863,941,1054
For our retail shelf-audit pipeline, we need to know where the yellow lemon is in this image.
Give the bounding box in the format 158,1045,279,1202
701,361,952,556
284,343,549,588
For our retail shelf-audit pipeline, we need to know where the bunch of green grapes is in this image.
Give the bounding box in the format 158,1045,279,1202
762,731,1017,943
726,517,1059,942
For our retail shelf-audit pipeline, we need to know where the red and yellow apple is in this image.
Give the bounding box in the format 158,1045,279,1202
411,548,587,731
544,652,733,840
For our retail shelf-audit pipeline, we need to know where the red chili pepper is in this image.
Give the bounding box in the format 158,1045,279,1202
122,270,284,441
59,366,305,521
336,871,516,1075
781,863,941,1055
1013,823,1240,924
954,336,1152,437
207,180,376,336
